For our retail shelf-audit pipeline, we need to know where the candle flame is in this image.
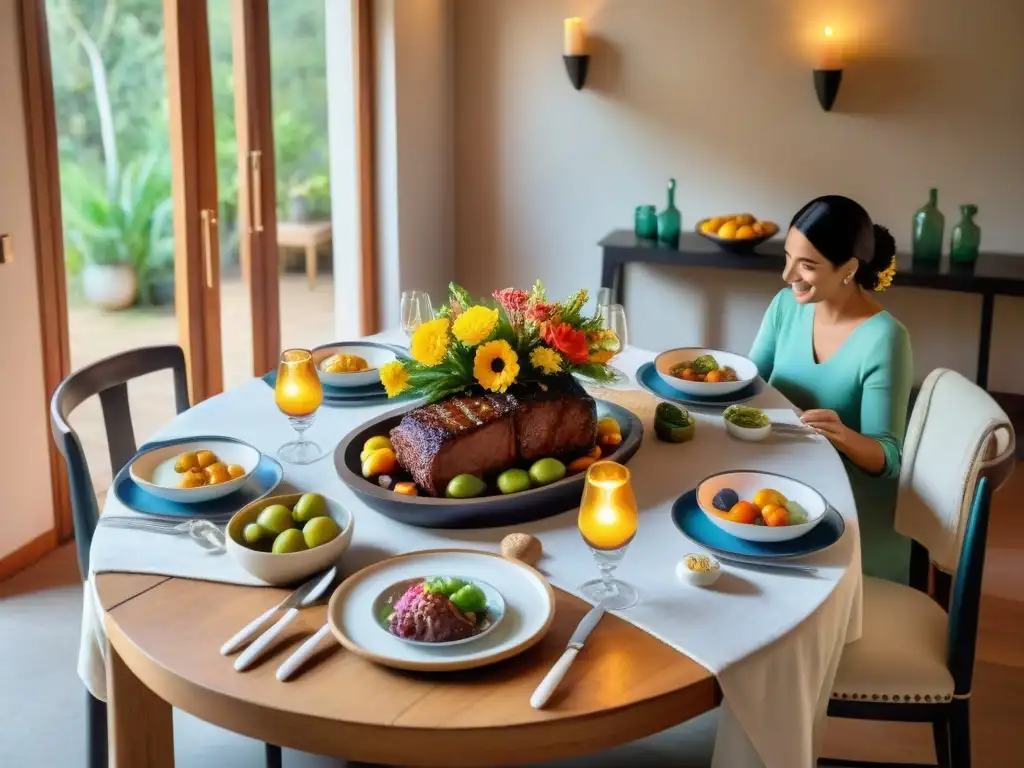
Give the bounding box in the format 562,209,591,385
824,26,833,38
596,505,619,525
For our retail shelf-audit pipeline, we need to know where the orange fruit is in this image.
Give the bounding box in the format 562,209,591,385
394,482,419,496
706,216,727,232
734,213,755,226
568,456,598,474
699,220,717,234
753,488,788,510
705,370,724,383
361,448,398,477
717,220,739,239
735,225,756,239
723,500,759,524
762,503,790,527
761,221,778,236
752,222,766,236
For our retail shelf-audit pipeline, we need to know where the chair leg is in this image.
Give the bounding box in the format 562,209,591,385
266,742,283,768
87,692,108,768
932,716,952,768
949,700,971,768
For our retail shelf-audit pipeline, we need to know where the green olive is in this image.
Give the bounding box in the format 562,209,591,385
497,468,532,495
242,523,265,545
271,528,307,554
445,474,487,499
256,504,295,535
302,516,341,548
528,458,566,487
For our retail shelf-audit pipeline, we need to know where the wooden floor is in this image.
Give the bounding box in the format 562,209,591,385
66,271,337,498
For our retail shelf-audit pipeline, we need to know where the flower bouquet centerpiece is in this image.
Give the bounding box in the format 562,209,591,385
380,282,621,401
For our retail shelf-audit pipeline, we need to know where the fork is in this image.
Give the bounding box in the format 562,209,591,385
98,517,226,549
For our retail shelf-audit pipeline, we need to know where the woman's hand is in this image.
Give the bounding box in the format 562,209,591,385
799,409,886,475
799,409,851,444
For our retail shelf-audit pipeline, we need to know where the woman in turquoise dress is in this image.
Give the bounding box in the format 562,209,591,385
749,195,913,583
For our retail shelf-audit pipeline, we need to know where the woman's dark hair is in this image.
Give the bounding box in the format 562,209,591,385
789,195,896,291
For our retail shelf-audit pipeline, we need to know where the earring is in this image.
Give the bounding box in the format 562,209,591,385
844,274,853,285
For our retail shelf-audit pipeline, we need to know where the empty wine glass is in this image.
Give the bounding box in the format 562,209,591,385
401,291,434,338
600,303,628,352
594,287,612,318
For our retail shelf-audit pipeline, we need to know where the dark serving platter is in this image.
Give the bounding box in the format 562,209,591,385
334,399,644,529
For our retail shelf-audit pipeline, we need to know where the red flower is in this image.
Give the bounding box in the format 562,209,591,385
526,302,555,324
542,323,590,365
492,288,529,315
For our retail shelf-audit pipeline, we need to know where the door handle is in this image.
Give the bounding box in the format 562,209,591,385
249,150,264,234
0,234,11,264
200,209,218,289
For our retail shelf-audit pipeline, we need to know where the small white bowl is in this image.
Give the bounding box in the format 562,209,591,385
723,411,772,442
226,493,354,586
696,470,828,543
311,344,396,388
676,554,722,587
129,438,261,504
654,348,759,397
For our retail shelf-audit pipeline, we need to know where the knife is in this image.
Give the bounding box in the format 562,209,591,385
233,566,337,671
530,602,605,709
715,553,818,575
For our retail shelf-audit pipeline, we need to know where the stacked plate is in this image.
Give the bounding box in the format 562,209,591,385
114,436,283,523
263,341,410,407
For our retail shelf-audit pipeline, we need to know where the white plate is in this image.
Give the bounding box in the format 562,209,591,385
311,344,396,388
654,348,759,397
329,549,555,671
696,470,828,543
129,438,261,504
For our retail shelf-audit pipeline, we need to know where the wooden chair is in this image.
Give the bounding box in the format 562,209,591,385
50,346,283,768
821,368,1015,768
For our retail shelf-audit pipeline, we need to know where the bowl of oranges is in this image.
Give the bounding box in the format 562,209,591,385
697,214,778,254
696,470,828,543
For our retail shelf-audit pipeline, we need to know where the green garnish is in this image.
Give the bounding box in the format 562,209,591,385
723,405,769,428
691,355,720,374
655,402,696,443
423,576,467,597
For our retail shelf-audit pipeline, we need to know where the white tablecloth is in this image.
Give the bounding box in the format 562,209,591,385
80,337,862,768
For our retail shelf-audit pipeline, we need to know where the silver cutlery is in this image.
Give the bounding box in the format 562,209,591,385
276,623,333,682
714,553,818,575
530,601,605,709
98,517,226,549
233,566,337,671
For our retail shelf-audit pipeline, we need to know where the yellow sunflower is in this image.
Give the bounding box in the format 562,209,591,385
380,360,411,398
530,346,563,374
410,318,450,366
452,305,499,345
474,340,520,393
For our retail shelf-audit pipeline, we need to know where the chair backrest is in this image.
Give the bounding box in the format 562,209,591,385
50,345,190,577
947,476,991,696
895,368,1015,576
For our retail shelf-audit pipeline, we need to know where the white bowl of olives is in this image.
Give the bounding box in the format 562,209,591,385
226,492,354,585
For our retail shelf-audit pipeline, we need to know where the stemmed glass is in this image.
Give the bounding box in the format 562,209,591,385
274,349,324,465
577,460,639,610
401,291,434,338
599,303,629,352
594,287,612,317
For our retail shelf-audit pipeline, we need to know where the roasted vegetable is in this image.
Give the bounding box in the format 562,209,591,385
691,355,719,374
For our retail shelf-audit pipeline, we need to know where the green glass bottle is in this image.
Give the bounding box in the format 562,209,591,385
950,204,981,263
634,205,658,240
911,187,944,262
657,178,682,248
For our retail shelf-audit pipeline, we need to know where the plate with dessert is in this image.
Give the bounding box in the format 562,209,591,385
334,374,644,529
311,341,404,388
328,549,555,671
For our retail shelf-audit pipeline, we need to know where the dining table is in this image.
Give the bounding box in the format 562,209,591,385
80,332,863,768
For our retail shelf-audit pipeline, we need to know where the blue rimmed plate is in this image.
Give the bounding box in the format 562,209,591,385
671,489,845,559
113,436,283,520
636,361,764,408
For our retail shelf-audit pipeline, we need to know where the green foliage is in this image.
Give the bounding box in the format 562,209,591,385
61,153,174,304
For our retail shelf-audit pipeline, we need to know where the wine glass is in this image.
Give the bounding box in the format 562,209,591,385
274,349,324,465
599,303,629,351
401,291,434,338
594,287,612,317
577,460,639,610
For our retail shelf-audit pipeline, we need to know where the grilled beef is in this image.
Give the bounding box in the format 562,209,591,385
389,375,597,496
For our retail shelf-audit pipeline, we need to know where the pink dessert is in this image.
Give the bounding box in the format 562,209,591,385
388,583,478,643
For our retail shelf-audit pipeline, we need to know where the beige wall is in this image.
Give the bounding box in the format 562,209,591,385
453,0,1024,392
0,2,57,559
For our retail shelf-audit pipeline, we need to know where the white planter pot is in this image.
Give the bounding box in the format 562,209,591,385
82,264,137,310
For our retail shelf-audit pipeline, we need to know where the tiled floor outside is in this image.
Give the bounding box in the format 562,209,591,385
67,270,336,498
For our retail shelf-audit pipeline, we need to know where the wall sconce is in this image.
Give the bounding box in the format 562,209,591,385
563,17,590,90
813,25,843,111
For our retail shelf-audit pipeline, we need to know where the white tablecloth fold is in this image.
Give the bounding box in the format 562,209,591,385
80,337,862,768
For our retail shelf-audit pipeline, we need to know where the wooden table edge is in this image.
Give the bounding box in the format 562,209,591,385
101,574,718,766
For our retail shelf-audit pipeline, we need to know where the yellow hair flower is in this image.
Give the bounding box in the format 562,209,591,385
410,318,450,366
530,346,563,374
379,360,411,398
874,255,897,292
452,305,499,345
473,340,520,393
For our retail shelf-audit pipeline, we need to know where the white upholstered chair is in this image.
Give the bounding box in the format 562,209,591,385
821,368,1016,768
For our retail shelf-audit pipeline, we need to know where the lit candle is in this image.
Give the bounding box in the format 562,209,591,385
817,25,843,70
578,462,638,550
564,17,587,56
